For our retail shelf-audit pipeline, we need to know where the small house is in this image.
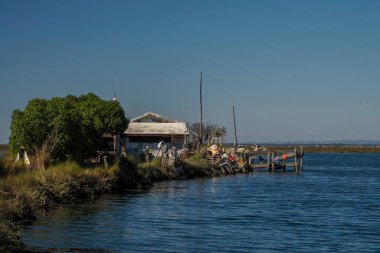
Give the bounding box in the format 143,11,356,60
124,112,188,155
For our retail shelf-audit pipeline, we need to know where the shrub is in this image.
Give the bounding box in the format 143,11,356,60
0,155,27,177
0,219,26,253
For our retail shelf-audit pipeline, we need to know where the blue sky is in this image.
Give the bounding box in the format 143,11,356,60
1,0,380,143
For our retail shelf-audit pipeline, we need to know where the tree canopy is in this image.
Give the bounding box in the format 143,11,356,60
9,93,128,163
189,122,227,143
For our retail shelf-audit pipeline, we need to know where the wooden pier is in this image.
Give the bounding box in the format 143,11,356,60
238,147,304,173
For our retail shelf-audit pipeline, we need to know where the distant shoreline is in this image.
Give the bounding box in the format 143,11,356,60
2,144,380,154
222,144,380,154
267,146,380,154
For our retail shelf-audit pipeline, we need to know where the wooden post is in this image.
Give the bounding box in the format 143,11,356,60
103,156,108,169
233,106,238,147
294,147,298,172
271,152,275,172
199,70,203,145
266,151,270,170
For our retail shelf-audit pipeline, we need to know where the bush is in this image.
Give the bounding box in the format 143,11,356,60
0,155,27,177
0,162,120,215
0,161,126,252
0,219,26,253
138,157,162,169
9,93,128,164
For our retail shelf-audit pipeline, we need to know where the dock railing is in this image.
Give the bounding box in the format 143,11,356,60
240,147,304,172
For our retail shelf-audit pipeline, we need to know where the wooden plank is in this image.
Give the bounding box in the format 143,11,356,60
251,164,270,168
271,152,275,172
251,161,300,171
248,151,271,155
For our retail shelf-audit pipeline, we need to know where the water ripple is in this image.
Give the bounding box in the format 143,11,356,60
23,154,380,252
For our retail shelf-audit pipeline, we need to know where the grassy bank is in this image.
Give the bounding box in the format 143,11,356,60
3,146,379,251
0,154,219,252
0,161,122,252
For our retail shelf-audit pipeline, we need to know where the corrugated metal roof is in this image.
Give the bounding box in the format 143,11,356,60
130,112,178,123
125,122,187,135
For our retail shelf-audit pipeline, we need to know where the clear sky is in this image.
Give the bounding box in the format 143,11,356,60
1,0,380,144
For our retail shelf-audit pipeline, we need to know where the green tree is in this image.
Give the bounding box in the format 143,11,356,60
189,123,227,141
9,93,128,165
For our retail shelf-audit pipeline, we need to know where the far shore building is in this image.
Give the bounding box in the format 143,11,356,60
124,112,188,155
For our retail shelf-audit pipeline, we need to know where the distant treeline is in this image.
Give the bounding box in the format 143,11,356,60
0,144,8,151
286,146,380,154
223,143,380,153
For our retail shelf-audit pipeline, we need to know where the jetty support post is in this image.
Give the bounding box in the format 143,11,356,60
294,147,298,173
271,152,275,172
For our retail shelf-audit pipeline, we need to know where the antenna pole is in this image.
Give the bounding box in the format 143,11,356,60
199,70,203,144
233,105,238,147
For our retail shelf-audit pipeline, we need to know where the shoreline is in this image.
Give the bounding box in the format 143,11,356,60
2,149,380,252
0,155,226,252
270,146,380,154
3,145,380,156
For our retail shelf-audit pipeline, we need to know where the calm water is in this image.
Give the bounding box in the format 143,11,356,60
22,153,380,252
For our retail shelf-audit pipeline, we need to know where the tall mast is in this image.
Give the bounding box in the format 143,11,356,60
199,70,203,144
233,105,238,147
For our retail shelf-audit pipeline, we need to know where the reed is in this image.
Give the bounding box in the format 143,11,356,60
0,161,122,252
0,155,28,177
0,154,220,252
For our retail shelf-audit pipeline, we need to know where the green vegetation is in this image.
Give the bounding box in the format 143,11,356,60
9,93,128,165
0,220,25,253
0,158,125,252
136,153,222,181
0,153,220,252
181,152,221,178
2,93,224,251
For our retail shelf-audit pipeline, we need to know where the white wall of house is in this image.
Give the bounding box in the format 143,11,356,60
124,136,185,154
124,112,187,155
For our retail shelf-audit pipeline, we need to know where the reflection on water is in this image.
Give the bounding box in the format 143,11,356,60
22,154,380,252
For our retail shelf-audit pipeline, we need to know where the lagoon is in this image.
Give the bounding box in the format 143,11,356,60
22,153,380,252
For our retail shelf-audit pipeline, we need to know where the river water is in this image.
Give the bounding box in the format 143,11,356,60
22,153,380,252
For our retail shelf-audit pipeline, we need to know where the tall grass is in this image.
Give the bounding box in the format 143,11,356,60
0,153,220,251
0,161,120,211
0,155,27,177
136,152,221,180
0,161,121,252
181,152,221,178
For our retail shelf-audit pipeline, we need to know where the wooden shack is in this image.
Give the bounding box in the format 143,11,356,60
124,112,188,155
